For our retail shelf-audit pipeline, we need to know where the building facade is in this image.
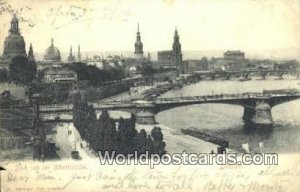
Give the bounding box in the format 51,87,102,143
185,58,209,73
43,67,77,83
155,29,185,74
223,50,245,60
155,50,174,69
158,50,173,61
210,50,249,71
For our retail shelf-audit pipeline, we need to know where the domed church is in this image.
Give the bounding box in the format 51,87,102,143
2,14,27,63
44,39,61,62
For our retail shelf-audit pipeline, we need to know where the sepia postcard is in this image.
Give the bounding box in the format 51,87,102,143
0,0,300,191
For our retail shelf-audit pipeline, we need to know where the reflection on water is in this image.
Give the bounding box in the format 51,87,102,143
157,78,300,153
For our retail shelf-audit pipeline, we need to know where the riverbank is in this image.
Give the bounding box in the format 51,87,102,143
135,124,218,153
50,120,219,160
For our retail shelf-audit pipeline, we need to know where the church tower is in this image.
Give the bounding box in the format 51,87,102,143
134,23,144,59
28,43,35,62
172,28,183,75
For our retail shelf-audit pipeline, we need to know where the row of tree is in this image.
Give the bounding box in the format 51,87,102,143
8,56,37,84
72,93,166,156
65,62,125,86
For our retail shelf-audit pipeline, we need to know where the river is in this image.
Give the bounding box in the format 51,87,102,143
156,76,300,153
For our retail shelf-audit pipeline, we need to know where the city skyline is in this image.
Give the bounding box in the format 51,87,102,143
0,0,299,60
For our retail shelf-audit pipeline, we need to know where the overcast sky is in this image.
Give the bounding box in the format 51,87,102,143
0,0,300,59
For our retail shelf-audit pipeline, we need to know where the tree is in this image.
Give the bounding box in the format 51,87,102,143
140,64,156,76
86,105,97,147
198,57,209,70
135,129,148,155
151,126,166,156
115,117,127,154
0,69,8,82
27,59,37,82
9,56,36,84
65,62,125,86
99,110,116,154
146,135,154,155
73,97,167,157
73,92,93,140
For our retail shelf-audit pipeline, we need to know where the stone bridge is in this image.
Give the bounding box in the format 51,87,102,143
193,69,300,80
39,90,300,127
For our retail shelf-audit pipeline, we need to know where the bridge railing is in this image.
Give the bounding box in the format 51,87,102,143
194,69,299,74
38,90,300,111
154,91,300,104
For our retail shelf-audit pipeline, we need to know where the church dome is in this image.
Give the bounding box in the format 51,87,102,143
44,39,61,61
2,15,27,63
3,34,26,61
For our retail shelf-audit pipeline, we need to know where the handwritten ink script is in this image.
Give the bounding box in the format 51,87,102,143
1,158,300,192
0,1,131,29
45,3,132,29
0,0,35,27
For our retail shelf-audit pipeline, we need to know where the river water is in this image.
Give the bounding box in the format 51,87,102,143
156,76,300,153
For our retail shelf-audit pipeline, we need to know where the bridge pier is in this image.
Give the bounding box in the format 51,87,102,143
225,73,231,80
260,72,268,80
276,72,284,79
135,111,156,125
242,100,273,126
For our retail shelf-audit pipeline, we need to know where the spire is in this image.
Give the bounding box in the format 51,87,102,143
136,23,141,41
69,46,73,56
134,23,143,58
174,27,179,41
28,43,35,62
77,45,81,61
68,46,75,62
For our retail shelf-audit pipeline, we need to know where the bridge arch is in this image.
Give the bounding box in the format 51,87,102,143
155,103,243,123
153,101,243,114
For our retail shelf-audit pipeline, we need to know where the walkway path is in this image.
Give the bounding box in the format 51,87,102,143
52,123,96,160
